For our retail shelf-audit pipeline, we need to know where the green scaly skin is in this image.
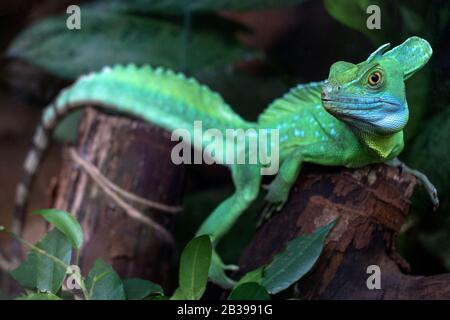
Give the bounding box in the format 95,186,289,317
13,37,437,288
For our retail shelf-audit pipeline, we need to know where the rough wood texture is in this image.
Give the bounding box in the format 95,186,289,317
53,108,185,289
239,164,450,299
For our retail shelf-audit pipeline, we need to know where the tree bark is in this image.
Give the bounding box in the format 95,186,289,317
53,108,185,289
239,164,450,299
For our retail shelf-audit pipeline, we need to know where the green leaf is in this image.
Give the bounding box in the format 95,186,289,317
323,0,393,44
178,235,212,300
228,282,270,300
86,260,126,300
11,229,72,294
33,209,83,249
123,278,163,300
235,267,264,287
90,0,308,14
15,293,62,300
170,287,188,300
261,220,336,294
147,294,170,300
8,9,252,79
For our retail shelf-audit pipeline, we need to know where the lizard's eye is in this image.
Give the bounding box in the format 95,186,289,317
367,71,383,87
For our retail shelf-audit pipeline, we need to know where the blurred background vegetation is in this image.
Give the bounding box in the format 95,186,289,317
0,0,449,277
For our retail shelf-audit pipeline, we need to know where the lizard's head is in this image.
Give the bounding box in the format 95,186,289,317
322,37,432,135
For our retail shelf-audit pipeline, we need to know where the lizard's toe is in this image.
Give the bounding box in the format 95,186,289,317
223,264,239,271
432,192,439,211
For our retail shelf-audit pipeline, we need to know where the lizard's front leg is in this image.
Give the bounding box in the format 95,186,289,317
385,158,439,210
262,148,303,220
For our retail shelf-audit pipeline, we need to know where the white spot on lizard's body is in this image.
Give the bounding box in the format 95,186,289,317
15,184,28,206
24,150,39,173
33,126,48,150
42,107,56,129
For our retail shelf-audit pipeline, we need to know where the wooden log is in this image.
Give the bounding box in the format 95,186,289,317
53,108,185,289
239,164,450,299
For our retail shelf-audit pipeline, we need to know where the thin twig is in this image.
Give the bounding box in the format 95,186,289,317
69,148,175,244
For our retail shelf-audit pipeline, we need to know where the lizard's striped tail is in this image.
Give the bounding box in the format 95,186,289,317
13,105,59,236
12,64,249,238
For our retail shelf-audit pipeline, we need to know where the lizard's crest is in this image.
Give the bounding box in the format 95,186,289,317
322,36,432,136
366,43,391,63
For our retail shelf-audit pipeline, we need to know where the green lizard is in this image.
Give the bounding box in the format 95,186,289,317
12,36,437,288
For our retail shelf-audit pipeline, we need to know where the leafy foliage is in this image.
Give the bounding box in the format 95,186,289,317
86,260,126,300
90,0,308,15
33,209,83,249
176,235,212,300
323,0,397,44
15,293,62,300
235,267,264,287
228,282,270,300
11,229,72,294
8,9,252,79
224,220,336,298
123,278,164,300
1,210,334,300
261,220,336,294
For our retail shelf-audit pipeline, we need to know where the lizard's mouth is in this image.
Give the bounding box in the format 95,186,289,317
321,96,401,116
322,96,400,108
321,95,408,134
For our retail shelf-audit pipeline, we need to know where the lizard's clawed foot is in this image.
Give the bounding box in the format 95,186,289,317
386,158,439,211
414,177,439,211
424,181,439,211
402,165,439,210
258,187,289,226
223,263,239,271
208,250,237,289
264,182,289,208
